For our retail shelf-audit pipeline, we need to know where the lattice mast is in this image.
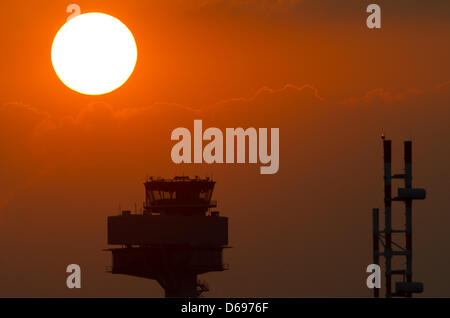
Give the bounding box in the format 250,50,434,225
372,135,425,297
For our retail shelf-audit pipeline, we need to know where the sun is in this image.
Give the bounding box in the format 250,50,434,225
51,13,137,95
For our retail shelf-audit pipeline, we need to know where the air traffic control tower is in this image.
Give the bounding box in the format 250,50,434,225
106,176,229,297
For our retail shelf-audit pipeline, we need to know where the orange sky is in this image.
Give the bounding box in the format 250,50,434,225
0,0,449,297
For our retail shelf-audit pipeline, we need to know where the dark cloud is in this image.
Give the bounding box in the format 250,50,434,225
0,80,449,296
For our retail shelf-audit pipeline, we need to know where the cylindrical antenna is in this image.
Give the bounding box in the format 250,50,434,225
372,208,380,298
383,138,392,297
404,141,413,297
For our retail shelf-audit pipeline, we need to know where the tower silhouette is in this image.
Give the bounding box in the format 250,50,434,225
372,136,425,297
106,176,229,297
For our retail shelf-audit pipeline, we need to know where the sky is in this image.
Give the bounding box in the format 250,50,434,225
0,0,449,297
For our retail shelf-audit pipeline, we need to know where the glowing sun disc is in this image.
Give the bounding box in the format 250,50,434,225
51,13,137,95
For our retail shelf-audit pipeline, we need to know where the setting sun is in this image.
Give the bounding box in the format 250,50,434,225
51,12,137,95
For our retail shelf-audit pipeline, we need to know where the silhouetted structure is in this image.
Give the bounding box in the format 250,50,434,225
106,176,229,297
372,135,425,297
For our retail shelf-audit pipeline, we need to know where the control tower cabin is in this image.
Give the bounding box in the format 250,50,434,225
106,176,229,297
